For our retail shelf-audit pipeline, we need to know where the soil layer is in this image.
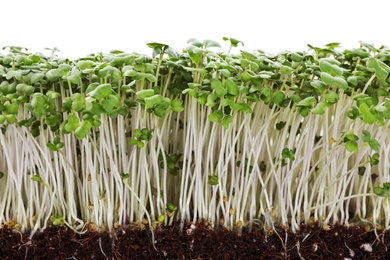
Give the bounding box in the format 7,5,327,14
1,222,390,259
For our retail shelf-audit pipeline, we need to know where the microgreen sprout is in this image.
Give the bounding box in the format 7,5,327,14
1,39,390,238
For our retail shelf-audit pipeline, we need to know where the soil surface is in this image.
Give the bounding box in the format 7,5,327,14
1,221,390,259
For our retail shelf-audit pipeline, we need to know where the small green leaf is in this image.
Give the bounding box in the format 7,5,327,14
64,114,80,132
171,99,184,112
144,94,164,108
129,138,139,146
221,115,233,129
359,102,376,124
208,174,219,185
134,129,142,139
362,130,371,142
120,173,130,179
311,102,332,115
225,78,238,96
319,59,343,76
273,91,286,107
211,79,227,98
51,216,65,226
369,139,380,151
347,106,360,120
296,97,316,107
276,121,286,130
323,91,339,103
136,89,155,99
369,153,380,166
366,57,390,80
102,95,120,112
166,202,177,212
344,132,359,141
208,110,223,123
345,141,358,153
205,94,218,107
281,148,295,160
31,175,42,182
74,120,92,139
240,71,253,82
46,69,63,81
374,186,385,196
88,83,112,99
310,80,326,92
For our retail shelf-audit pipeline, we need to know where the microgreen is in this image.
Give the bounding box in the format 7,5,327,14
1,39,390,237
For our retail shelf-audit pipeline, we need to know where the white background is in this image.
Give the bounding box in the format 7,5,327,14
1,0,389,59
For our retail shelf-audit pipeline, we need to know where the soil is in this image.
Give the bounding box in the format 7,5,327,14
1,221,390,259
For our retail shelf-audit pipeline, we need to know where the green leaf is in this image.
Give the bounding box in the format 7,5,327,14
240,71,253,82
280,65,294,74
319,59,343,76
236,102,252,113
46,69,63,81
129,138,139,146
211,79,227,98
45,113,62,127
276,121,286,130
374,186,385,196
311,101,331,115
144,94,164,108
344,132,359,141
323,72,348,89
65,114,80,132
31,175,42,182
144,73,157,82
16,83,35,96
76,60,95,70
5,102,19,114
6,70,22,80
102,95,120,112
166,202,177,212
203,39,221,48
369,139,380,151
222,37,244,47
87,83,112,99
281,148,295,160
366,57,390,80
298,107,310,117
75,120,92,139
296,96,316,107
359,102,376,124
208,174,219,185
347,106,360,120
273,91,286,107
347,76,358,86
362,130,371,142
120,173,130,179
136,89,155,99
71,93,85,112
0,115,6,124
310,80,326,92
323,91,339,103
208,110,223,123
225,78,238,96
370,153,380,166
221,115,233,129
30,93,47,117
345,141,358,153
133,129,142,139
171,99,184,112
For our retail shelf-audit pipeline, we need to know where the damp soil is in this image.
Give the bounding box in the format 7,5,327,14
1,222,390,259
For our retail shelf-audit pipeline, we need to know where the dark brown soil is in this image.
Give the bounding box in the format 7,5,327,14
1,221,390,259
